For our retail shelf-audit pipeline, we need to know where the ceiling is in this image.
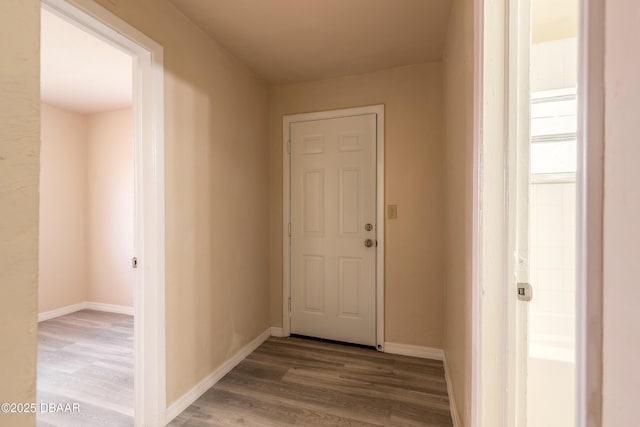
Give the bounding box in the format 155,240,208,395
168,0,453,84
532,0,578,43
41,8,132,115
39,0,574,111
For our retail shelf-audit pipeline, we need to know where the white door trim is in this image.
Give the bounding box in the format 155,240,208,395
506,0,531,423
577,0,605,425
282,105,385,350
41,1,166,426
471,0,484,425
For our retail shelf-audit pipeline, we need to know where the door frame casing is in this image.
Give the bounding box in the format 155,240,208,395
473,0,606,425
505,0,531,423
576,0,605,425
282,105,385,349
40,1,166,425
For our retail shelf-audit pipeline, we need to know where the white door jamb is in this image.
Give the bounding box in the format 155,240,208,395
577,0,605,425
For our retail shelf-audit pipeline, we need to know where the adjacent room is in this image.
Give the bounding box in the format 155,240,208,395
37,7,135,426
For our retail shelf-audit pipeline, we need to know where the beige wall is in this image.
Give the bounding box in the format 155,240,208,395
0,0,40,425
39,104,89,313
442,0,475,425
269,63,446,348
602,0,640,424
87,108,134,307
39,105,134,313
91,0,270,405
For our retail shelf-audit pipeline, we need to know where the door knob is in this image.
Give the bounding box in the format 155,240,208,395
364,239,374,247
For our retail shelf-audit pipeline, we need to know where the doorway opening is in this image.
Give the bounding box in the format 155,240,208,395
524,11,579,423
282,105,385,349
472,0,588,424
38,6,135,425
38,0,165,425
471,0,603,423
509,0,580,425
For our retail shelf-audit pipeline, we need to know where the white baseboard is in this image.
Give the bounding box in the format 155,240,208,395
38,301,134,322
85,301,134,316
383,342,444,360
165,328,271,424
38,302,87,322
443,352,461,427
270,326,285,337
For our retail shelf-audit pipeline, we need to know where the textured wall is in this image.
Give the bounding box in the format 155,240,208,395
0,1,40,425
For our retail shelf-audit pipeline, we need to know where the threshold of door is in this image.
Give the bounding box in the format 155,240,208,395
289,334,376,351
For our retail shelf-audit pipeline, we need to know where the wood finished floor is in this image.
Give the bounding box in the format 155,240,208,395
170,337,453,427
36,310,134,427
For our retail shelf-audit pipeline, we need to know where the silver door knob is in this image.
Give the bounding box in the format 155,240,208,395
364,239,374,247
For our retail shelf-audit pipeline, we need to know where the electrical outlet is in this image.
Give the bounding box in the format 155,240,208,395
387,204,398,219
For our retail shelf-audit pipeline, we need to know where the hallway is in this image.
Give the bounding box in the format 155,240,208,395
170,337,453,426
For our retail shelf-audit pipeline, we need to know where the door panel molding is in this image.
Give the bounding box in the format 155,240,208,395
282,105,385,350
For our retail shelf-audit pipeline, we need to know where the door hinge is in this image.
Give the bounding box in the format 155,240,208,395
132,257,138,269
287,139,291,154
288,222,291,237
288,297,291,312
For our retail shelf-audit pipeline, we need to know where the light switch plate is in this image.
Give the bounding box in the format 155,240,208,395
387,204,398,219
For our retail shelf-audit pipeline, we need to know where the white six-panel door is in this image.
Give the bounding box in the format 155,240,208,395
290,114,377,346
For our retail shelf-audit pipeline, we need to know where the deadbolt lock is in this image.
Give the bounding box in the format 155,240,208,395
365,223,373,231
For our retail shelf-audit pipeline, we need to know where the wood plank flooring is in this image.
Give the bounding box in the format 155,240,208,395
36,310,134,427
36,313,452,426
170,337,453,427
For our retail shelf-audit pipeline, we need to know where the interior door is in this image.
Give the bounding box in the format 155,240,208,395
289,114,377,346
